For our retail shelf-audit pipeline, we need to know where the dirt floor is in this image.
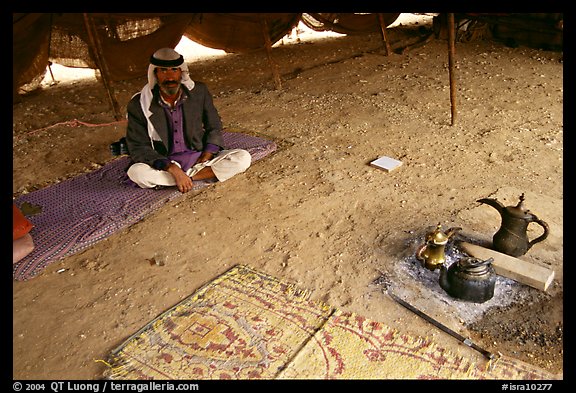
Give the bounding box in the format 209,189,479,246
12,14,564,380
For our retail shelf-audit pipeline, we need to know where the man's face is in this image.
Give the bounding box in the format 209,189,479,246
155,67,182,96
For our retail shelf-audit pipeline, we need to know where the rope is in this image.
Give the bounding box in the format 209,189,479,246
15,118,127,138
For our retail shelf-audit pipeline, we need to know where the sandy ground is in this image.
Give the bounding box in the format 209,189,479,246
12,14,564,380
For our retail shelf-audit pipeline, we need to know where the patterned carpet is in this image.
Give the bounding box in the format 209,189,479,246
13,131,277,281
104,265,558,380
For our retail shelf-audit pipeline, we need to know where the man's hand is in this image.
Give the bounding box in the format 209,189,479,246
166,163,194,193
197,151,215,163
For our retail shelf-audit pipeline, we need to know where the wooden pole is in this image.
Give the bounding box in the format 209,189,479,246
459,241,555,292
260,16,282,90
47,61,56,84
83,13,122,120
47,14,57,84
447,13,457,126
377,13,392,56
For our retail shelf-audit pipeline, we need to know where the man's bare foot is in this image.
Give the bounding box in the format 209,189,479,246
191,166,216,181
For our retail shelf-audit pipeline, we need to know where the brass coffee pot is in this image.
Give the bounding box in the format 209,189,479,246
477,193,549,257
416,224,461,270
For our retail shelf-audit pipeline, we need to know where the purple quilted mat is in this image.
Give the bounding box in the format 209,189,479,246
13,131,277,281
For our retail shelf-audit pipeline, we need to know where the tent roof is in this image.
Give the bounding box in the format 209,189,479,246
13,13,404,97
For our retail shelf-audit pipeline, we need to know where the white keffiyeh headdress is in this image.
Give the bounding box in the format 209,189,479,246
137,48,195,145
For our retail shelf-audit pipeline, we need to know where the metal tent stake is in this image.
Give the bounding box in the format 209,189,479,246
389,292,495,360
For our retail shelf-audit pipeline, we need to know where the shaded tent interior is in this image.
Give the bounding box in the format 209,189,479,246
13,13,562,122
13,13,399,102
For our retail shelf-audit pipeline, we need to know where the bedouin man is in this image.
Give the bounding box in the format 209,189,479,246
125,47,251,193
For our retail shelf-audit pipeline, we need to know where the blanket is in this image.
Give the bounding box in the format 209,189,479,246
13,131,277,281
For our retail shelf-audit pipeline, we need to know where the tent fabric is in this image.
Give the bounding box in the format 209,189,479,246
51,13,194,81
184,13,302,53
13,13,53,98
302,13,401,34
13,13,562,101
12,13,401,99
14,13,196,96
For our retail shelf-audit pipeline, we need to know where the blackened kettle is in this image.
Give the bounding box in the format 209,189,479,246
439,256,496,303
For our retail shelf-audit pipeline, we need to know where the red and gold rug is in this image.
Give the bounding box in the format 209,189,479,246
104,265,559,380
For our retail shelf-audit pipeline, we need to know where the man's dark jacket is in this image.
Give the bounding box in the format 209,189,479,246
125,82,224,167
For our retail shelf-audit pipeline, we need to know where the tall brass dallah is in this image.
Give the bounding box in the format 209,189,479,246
477,193,549,257
416,224,461,270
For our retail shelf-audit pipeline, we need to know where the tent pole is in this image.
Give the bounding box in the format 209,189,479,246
260,16,282,90
47,61,56,84
83,13,123,121
377,13,392,56
46,14,58,85
447,13,457,126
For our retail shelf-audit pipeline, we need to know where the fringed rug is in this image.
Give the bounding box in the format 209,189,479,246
105,265,333,380
103,265,558,380
13,132,276,281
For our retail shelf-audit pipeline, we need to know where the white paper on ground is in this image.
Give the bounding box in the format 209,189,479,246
369,156,403,172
